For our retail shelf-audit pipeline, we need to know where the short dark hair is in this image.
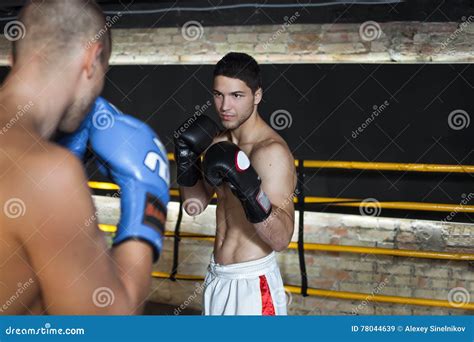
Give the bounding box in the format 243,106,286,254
214,52,262,93
12,0,111,65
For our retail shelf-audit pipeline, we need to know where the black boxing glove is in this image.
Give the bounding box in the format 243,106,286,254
203,141,272,223
173,115,221,187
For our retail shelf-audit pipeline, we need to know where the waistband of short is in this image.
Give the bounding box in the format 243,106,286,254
208,252,277,279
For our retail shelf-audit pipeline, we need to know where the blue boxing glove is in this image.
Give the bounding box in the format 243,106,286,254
57,97,123,161
57,97,170,262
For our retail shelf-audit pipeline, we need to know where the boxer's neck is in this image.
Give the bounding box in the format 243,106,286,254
229,110,263,145
1,63,76,139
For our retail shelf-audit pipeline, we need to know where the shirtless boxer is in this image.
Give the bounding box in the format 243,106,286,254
174,52,296,315
0,0,168,315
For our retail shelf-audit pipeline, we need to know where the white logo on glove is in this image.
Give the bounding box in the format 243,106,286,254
235,150,251,171
144,138,170,186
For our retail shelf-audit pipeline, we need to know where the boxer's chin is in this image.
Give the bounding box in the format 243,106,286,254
221,120,238,130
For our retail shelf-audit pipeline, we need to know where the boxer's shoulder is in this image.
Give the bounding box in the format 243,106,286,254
4,143,89,240
251,135,293,161
30,142,81,171
0,137,78,180
24,143,88,195
251,139,293,170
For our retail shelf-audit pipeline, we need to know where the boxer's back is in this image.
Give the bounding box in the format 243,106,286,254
0,122,57,314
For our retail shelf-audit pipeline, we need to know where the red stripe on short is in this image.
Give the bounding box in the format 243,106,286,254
259,275,276,316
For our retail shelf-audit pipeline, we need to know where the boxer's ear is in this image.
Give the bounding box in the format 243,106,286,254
84,42,104,79
254,87,263,105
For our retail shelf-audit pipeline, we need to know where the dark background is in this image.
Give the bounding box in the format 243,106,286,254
103,64,473,223
19,63,468,223
2,62,472,222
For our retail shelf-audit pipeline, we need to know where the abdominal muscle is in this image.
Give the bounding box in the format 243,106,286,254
212,185,273,265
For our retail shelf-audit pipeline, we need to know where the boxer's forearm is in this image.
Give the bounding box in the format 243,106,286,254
110,242,153,314
253,208,294,252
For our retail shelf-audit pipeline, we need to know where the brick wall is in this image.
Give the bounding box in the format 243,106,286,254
0,21,473,64
94,196,474,315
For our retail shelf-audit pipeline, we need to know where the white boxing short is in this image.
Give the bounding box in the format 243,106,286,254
203,251,287,315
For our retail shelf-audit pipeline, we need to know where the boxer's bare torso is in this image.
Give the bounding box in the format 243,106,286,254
210,122,296,265
0,119,56,314
0,104,155,315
